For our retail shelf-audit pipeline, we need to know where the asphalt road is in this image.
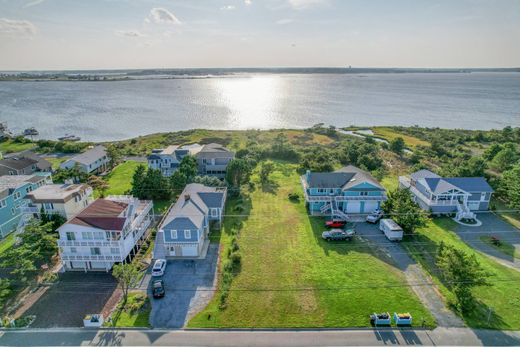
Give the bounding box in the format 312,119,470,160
1,328,520,346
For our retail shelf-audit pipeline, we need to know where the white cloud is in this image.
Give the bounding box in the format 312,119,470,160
148,8,181,25
276,18,293,25
23,0,45,8
244,0,252,5
288,0,327,9
220,5,236,10
0,18,37,35
115,30,144,38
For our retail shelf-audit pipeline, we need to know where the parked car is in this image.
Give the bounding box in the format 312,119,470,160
151,259,167,277
152,279,165,298
322,229,355,241
366,209,383,224
325,219,347,228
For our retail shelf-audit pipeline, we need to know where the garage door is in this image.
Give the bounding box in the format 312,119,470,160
90,262,107,270
467,201,480,211
70,261,86,269
182,244,198,257
346,202,361,214
364,201,379,213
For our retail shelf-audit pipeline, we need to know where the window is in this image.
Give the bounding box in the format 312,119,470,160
90,247,101,255
110,248,119,254
0,199,6,208
11,207,15,215
13,191,21,200
211,208,218,217
317,188,325,193
184,230,191,239
70,247,77,253
481,192,487,201
9,171,15,175
82,231,93,240
66,232,76,241
94,231,104,240
360,192,368,196
44,202,54,210
171,230,178,239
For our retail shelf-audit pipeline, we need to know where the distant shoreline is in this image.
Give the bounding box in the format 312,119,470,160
1,67,519,82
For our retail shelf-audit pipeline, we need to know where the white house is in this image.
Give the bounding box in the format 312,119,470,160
154,184,227,259
60,145,110,174
26,183,94,220
57,196,153,271
147,144,202,177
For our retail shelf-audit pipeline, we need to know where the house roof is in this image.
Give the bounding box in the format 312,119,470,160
423,178,463,194
0,157,38,170
305,165,384,191
0,175,45,199
411,169,440,181
68,198,128,231
27,183,90,203
18,151,52,171
196,143,234,159
161,183,226,232
444,177,494,193
413,169,494,194
69,145,107,166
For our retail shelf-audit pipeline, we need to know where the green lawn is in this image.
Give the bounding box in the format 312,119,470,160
380,174,399,191
108,292,151,327
494,200,520,230
44,157,67,170
189,161,434,328
480,236,520,259
104,160,142,195
0,233,16,253
402,218,520,329
0,140,34,154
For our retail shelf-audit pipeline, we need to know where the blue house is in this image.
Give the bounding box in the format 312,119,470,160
154,183,227,259
0,174,51,239
399,169,493,220
301,165,386,219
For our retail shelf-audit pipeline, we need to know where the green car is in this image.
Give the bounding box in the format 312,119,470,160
321,229,355,241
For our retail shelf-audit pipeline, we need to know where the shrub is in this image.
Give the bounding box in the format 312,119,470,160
231,238,240,252
288,192,300,202
229,251,241,267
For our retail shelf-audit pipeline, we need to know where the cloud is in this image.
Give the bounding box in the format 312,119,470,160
288,0,327,9
148,8,181,25
244,0,252,5
0,18,37,35
23,0,45,8
115,30,144,38
220,5,236,10
276,18,293,25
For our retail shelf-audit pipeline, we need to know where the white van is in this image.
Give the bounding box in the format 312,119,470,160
379,219,403,241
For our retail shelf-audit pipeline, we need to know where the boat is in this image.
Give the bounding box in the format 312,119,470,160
58,134,81,141
23,127,39,136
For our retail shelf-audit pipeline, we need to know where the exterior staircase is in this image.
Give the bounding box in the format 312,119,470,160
456,202,476,221
320,199,350,221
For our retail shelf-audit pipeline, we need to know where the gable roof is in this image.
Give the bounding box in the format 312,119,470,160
161,183,226,232
444,177,494,193
69,145,107,166
196,143,234,158
423,177,463,194
68,199,128,231
413,169,494,194
0,157,38,170
411,169,440,181
0,174,44,199
305,165,384,191
27,183,90,203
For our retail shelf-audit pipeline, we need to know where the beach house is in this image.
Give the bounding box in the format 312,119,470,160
399,169,493,220
154,183,227,259
301,165,386,219
195,143,235,178
0,174,51,239
26,183,94,220
0,152,52,176
147,144,203,177
57,196,153,271
60,145,110,174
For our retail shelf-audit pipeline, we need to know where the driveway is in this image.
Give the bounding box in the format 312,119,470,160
355,222,464,327
453,213,520,271
18,272,120,328
149,244,219,328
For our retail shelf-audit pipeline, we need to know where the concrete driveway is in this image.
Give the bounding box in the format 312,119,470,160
453,213,520,271
149,244,219,328
354,222,464,327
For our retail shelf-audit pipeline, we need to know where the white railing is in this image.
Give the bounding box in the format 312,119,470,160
58,240,121,247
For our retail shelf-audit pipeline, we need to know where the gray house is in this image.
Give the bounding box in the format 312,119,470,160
0,152,52,176
60,145,109,174
154,183,227,259
195,143,235,179
399,169,493,220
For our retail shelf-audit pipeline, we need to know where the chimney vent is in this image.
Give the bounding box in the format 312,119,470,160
185,194,190,201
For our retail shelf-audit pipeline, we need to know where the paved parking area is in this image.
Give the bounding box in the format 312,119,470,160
149,244,219,328
19,272,120,328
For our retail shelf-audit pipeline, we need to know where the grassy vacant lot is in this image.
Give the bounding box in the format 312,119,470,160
0,139,34,154
43,156,67,170
189,162,434,328
403,218,520,329
372,127,430,148
108,292,151,327
494,200,520,230
105,160,142,195
480,236,520,260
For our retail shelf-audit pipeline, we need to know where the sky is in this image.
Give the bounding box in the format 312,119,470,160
0,0,519,70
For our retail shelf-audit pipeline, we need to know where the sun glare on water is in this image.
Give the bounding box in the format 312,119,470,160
213,75,283,129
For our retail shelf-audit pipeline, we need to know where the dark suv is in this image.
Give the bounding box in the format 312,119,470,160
152,279,165,298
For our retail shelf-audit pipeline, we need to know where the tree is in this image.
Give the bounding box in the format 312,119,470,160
112,263,141,305
0,278,11,308
106,144,122,169
179,155,198,183
170,170,187,192
483,143,502,161
226,159,253,187
143,168,171,200
382,189,428,234
130,164,146,198
436,242,491,312
88,175,109,198
193,175,227,187
259,161,275,183
500,163,520,209
389,137,405,155
491,144,518,172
